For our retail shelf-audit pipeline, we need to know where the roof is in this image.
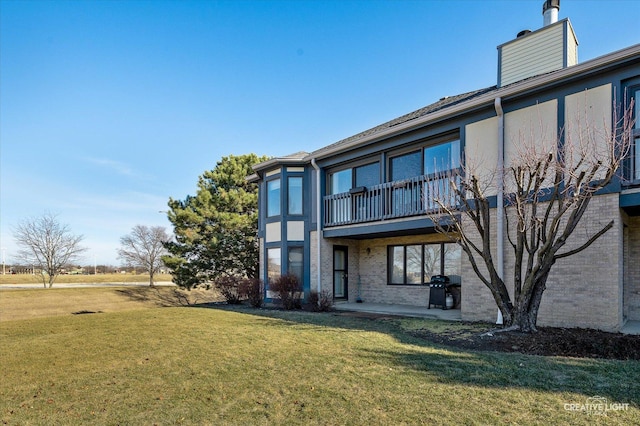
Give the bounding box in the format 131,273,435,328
250,43,639,173
309,86,497,159
251,151,309,174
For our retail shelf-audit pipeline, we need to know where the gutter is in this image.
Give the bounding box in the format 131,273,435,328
311,158,322,295
494,97,505,325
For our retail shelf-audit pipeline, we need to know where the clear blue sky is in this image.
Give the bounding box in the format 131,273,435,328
1,0,638,266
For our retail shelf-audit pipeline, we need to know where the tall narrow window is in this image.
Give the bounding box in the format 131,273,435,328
423,244,442,281
634,88,640,181
288,177,303,215
288,247,304,282
406,245,422,284
267,179,281,217
389,246,405,284
267,248,281,284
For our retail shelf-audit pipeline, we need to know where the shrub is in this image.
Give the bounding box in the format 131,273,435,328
270,274,302,310
214,275,243,304
318,290,334,312
308,290,334,312
239,277,263,308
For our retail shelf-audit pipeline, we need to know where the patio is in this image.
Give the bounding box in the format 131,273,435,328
334,301,462,321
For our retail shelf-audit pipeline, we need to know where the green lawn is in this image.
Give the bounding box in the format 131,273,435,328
0,298,638,424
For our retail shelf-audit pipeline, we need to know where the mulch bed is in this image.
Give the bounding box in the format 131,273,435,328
334,311,640,360
409,324,640,360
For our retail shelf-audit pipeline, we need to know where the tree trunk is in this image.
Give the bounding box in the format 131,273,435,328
149,272,155,287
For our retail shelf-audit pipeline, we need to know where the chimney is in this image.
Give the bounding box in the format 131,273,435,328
543,0,560,26
497,0,577,87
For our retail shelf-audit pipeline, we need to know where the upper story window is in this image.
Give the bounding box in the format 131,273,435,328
390,139,460,181
288,176,303,215
329,162,380,194
390,151,422,181
267,179,281,217
424,140,460,175
632,87,640,181
622,80,640,183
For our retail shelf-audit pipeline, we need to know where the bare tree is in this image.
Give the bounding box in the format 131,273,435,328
13,212,87,288
428,97,635,332
117,225,170,287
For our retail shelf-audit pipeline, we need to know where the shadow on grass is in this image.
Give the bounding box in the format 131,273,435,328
199,304,640,405
114,287,221,307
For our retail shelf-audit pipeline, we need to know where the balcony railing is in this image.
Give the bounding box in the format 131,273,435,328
323,174,459,227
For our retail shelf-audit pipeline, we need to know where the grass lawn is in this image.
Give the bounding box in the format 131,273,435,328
0,289,638,425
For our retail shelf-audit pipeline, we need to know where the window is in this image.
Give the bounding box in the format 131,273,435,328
633,87,640,181
267,179,280,217
331,169,352,194
388,243,461,285
267,248,281,284
390,151,422,181
288,247,304,282
355,162,380,188
288,177,303,215
330,162,380,194
623,81,640,182
389,139,461,181
424,140,460,175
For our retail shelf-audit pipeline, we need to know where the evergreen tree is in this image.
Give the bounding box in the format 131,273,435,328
163,154,268,289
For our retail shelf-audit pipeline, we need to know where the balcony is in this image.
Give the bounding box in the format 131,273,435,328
323,174,459,228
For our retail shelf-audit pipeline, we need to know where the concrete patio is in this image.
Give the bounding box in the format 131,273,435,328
334,302,462,321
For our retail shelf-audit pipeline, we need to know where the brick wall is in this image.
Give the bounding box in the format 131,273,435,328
348,234,449,306
461,192,624,331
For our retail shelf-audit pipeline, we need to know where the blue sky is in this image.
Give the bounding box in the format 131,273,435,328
1,0,638,266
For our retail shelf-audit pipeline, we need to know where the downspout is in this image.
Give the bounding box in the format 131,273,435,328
311,158,322,294
494,97,505,325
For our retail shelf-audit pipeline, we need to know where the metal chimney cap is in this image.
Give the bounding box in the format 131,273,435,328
542,0,560,14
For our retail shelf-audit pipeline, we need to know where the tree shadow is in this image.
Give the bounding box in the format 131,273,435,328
199,304,640,405
115,287,222,307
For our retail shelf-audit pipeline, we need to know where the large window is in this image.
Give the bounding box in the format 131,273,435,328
267,179,281,217
330,162,380,194
388,243,461,285
288,247,304,282
267,248,281,284
390,151,422,181
389,140,460,180
288,177,303,215
424,140,460,175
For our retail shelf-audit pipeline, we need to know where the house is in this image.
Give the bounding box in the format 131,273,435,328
248,1,640,332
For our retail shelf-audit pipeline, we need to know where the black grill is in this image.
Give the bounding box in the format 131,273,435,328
427,275,460,310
